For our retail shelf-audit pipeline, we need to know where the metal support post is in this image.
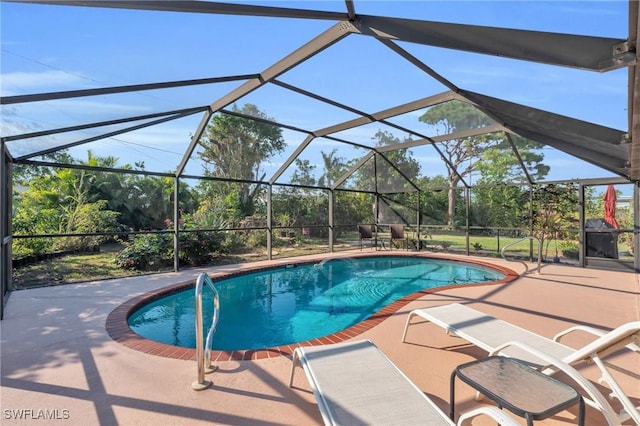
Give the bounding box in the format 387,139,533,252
0,143,8,319
465,187,470,256
416,190,421,250
267,184,272,260
173,177,180,271
634,182,640,272
329,189,334,252
579,184,586,268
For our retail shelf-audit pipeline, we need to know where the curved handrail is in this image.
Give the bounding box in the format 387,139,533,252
192,273,220,391
501,236,542,274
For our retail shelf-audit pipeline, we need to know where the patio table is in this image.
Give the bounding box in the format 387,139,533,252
450,356,584,426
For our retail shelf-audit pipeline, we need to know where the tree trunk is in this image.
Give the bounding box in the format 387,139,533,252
447,174,460,229
448,188,456,228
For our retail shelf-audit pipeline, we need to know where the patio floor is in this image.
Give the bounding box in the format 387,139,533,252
1,252,639,425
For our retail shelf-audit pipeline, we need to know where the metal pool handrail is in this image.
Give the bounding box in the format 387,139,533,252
500,236,542,274
192,273,220,391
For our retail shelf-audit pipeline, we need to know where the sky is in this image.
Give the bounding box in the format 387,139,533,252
0,0,634,194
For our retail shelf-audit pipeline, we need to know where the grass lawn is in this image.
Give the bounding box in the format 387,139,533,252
428,233,533,253
11,244,157,289
7,232,593,289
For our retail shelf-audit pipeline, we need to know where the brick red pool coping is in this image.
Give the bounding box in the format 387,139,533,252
106,253,519,362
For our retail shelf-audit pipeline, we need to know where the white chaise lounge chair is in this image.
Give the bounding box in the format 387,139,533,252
288,339,519,426
401,303,640,425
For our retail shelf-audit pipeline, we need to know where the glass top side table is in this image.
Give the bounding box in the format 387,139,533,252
450,356,584,426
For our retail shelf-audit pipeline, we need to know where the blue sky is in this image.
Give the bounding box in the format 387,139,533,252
0,1,632,190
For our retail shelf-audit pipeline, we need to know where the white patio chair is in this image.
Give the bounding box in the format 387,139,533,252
401,303,640,424
289,339,519,426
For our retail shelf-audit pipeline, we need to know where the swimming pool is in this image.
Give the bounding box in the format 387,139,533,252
127,256,509,351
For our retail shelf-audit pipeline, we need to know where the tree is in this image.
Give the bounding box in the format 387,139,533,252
12,170,65,256
198,103,285,219
12,151,75,186
318,149,349,188
374,131,420,183
12,151,122,256
413,175,452,225
471,136,548,229
419,101,547,227
333,190,372,235
72,152,196,230
288,150,348,235
291,159,317,187
474,135,548,183
127,174,194,229
350,131,422,223
528,183,579,259
354,131,420,192
288,150,367,238
470,184,528,229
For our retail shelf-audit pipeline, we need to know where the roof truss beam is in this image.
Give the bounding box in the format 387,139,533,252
270,135,315,184
505,133,535,185
334,152,374,189
375,124,506,153
356,14,634,72
15,108,202,161
2,106,208,143
0,75,258,105
4,0,347,21
313,91,458,138
176,20,358,176
516,128,627,176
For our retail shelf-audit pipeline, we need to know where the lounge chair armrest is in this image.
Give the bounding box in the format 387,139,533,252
457,406,519,426
489,340,622,426
554,325,640,353
554,325,606,343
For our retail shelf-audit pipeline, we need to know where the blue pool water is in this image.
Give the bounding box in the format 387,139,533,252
128,256,505,351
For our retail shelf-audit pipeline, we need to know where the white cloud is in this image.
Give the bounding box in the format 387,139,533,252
4,98,153,136
0,70,90,95
53,98,151,114
414,155,445,165
110,126,192,147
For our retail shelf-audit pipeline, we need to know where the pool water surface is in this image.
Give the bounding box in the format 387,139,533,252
128,256,507,351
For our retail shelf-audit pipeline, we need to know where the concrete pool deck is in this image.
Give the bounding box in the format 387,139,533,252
1,251,639,425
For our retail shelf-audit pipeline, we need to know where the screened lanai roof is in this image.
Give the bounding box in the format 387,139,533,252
1,0,638,189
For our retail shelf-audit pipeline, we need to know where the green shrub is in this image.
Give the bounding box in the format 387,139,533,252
114,234,171,270
178,230,224,266
59,200,121,251
115,229,226,270
246,230,267,248
12,206,59,258
558,240,579,259
12,237,52,259
220,232,246,254
557,240,578,251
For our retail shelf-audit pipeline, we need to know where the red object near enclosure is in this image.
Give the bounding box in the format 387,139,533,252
603,185,620,229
